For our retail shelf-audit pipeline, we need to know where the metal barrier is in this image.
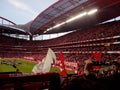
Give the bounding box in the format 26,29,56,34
0,72,61,90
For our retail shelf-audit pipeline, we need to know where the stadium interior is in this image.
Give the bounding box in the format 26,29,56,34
0,0,120,90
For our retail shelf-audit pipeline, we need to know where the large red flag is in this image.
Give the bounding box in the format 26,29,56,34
92,52,102,61
59,51,67,77
91,52,102,70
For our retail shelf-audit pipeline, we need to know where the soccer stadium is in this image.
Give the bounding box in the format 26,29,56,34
0,0,120,90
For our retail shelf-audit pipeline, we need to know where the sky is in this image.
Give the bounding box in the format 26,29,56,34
0,0,58,24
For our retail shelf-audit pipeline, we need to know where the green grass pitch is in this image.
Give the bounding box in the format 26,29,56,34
0,58,74,74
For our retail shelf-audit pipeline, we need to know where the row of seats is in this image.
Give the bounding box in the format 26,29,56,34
0,20,120,69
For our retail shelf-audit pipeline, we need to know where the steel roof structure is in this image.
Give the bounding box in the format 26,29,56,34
0,0,120,36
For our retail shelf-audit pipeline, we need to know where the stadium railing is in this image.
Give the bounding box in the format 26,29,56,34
0,72,61,90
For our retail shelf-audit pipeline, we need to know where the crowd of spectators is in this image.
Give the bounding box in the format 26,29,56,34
0,20,120,72
0,19,120,90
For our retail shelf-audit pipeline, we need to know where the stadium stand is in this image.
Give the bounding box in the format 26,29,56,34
0,0,120,89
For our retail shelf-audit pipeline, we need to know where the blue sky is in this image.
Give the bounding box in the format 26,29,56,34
0,0,58,24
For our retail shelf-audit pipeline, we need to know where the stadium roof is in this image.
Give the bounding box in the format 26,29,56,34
0,0,120,35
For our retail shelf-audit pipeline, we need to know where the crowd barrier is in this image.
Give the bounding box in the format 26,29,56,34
0,72,61,90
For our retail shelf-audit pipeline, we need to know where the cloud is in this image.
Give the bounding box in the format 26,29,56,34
8,0,38,16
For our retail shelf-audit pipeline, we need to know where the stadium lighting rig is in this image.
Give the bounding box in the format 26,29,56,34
87,9,98,15
44,9,98,33
66,12,87,23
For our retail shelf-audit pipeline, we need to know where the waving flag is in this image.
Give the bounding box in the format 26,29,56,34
32,48,56,73
91,52,102,70
91,52,102,61
32,58,45,73
42,48,56,72
59,51,67,77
